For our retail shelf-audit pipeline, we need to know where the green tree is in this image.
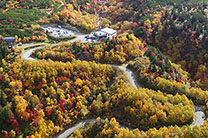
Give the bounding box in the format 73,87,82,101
0,42,8,67
0,42,8,59
134,26,147,40
101,18,112,27
0,90,7,107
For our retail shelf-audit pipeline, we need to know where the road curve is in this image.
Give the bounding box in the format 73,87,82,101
21,44,206,138
117,65,142,89
53,119,96,138
22,48,38,61
191,106,206,128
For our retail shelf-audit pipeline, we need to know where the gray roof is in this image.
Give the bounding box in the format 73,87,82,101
2,37,16,41
101,27,117,35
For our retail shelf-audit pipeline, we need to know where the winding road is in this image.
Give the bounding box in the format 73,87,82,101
191,106,206,128
116,65,142,89
53,119,96,138
21,39,206,138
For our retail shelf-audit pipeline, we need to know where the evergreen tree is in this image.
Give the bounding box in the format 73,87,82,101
0,42,8,61
0,90,7,107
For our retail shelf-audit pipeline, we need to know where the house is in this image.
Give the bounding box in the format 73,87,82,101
2,37,16,48
90,27,117,41
99,0,107,4
92,29,107,38
100,27,117,39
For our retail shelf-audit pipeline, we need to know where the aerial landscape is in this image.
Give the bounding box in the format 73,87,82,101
1,0,208,137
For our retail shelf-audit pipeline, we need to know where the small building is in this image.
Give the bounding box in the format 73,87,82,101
92,29,106,38
2,37,16,48
90,27,117,41
100,27,117,39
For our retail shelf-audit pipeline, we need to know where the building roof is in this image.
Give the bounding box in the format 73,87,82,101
94,30,107,36
2,37,15,41
101,27,117,35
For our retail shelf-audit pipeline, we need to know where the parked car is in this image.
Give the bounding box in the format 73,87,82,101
18,42,22,46
85,35,90,39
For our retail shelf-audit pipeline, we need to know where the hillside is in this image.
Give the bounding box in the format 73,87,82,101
1,0,208,138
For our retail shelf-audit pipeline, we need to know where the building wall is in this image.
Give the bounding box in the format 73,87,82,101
94,31,106,37
91,29,117,40
107,32,117,39
3,40,16,48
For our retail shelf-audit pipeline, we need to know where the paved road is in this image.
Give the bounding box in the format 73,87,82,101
21,33,87,60
53,119,96,138
69,34,87,43
21,43,206,138
118,65,142,89
22,48,38,61
191,106,206,128
18,42,46,48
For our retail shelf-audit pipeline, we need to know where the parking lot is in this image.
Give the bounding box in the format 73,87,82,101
41,25,75,38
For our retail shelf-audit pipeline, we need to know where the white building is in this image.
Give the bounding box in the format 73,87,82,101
2,37,16,48
91,27,117,40
100,27,117,39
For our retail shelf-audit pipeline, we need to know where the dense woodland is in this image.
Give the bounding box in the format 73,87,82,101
105,0,208,90
1,0,208,138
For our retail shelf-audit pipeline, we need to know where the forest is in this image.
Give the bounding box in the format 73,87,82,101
1,0,208,138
